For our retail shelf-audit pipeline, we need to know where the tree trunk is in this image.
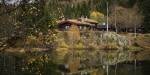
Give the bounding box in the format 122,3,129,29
134,25,137,38
106,2,109,32
114,4,118,33
115,63,118,75
114,14,117,33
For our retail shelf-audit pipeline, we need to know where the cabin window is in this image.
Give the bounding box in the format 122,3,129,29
84,26,87,30
65,26,70,30
79,26,82,30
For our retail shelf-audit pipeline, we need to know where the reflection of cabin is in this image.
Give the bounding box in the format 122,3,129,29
57,18,98,31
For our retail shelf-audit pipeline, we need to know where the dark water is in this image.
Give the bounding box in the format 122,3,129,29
108,60,150,75
0,53,150,75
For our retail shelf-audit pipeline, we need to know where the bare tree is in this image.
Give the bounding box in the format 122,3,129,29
109,5,125,31
109,4,143,33
128,5,143,37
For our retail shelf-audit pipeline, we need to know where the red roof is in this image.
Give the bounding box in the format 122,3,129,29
57,18,98,26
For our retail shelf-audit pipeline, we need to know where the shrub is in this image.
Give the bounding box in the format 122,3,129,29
127,46,143,52
102,43,119,51
75,42,85,50
24,54,60,75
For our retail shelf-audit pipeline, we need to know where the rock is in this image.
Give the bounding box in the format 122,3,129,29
101,32,130,48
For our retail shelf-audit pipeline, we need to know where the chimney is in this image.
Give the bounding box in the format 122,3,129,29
81,16,84,22
85,16,88,21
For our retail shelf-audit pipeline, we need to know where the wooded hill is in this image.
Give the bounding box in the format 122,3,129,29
0,0,150,36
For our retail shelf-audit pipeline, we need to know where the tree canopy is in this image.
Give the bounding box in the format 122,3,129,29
0,0,149,38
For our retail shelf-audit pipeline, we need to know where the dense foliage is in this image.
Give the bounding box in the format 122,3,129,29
0,0,149,37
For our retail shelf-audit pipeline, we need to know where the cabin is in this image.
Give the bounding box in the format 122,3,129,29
57,18,144,33
57,18,98,31
96,23,115,31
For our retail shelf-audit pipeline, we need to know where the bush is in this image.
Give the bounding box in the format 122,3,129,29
127,46,143,52
23,54,61,75
102,43,119,51
75,42,85,50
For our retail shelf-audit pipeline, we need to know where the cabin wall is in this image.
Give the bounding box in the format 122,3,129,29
58,23,97,31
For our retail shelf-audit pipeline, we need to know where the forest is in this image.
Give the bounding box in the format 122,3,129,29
0,0,150,37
